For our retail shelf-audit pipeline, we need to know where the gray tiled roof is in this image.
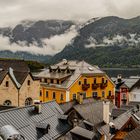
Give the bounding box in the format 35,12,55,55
0,60,30,72
73,101,116,126
99,111,133,138
0,70,7,84
111,108,128,118
111,77,139,89
124,126,140,140
60,100,77,113
37,69,71,79
37,60,105,89
0,101,71,140
70,126,95,140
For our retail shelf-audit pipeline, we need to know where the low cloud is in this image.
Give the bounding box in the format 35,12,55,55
85,34,140,48
0,0,140,27
0,25,78,55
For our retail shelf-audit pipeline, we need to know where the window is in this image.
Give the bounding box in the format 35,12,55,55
6,81,9,87
46,91,48,98
50,79,53,83
57,80,59,84
58,69,61,73
134,94,136,99
109,91,112,96
40,91,42,96
102,78,104,83
53,92,56,99
79,81,81,85
73,94,76,100
84,79,87,84
60,93,64,101
102,91,105,97
92,92,98,97
25,98,33,106
94,78,96,84
27,80,30,86
123,94,126,99
3,100,12,106
45,79,47,83
41,78,44,82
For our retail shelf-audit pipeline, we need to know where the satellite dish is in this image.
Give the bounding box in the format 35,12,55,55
88,67,94,71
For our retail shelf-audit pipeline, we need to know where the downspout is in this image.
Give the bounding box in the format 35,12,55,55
18,88,20,107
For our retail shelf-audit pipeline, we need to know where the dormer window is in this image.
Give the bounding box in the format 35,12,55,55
28,80,30,86
94,78,96,84
50,79,53,83
84,79,87,84
6,81,9,87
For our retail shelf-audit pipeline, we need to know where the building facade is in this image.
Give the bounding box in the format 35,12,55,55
37,59,115,104
0,60,40,107
112,75,140,108
129,79,140,102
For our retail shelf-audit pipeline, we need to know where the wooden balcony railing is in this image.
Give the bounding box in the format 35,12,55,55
82,84,90,91
107,95,115,100
100,83,108,89
92,83,100,90
121,98,127,101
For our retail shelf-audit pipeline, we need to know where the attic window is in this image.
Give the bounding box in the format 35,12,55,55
36,123,50,134
27,80,30,86
6,81,9,87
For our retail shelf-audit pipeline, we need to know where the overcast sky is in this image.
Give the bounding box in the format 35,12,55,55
0,0,140,27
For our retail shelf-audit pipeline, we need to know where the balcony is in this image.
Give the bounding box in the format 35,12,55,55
121,98,127,101
93,96,101,100
100,83,108,89
92,83,99,90
107,95,115,100
82,84,90,91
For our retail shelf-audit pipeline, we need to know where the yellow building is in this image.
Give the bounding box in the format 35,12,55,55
37,59,115,104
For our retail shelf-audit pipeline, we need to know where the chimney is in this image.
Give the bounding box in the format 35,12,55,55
62,59,68,65
109,122,116,135
34,100,41,114
117,74,122,83
103,101,110,124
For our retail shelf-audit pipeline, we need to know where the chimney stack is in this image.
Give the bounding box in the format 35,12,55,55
117,74,122,83
34,100,41,114
103,101,110,124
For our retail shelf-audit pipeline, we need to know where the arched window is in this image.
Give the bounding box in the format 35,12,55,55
25,97,33,106
6,81,9,87
3,100,12,106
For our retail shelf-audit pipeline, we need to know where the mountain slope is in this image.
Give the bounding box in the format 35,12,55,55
51,16,140,67
0,20,76,61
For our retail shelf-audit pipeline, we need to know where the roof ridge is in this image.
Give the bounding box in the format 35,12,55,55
0,100,57,113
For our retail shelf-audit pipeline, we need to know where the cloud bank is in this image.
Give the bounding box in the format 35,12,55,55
0,0,140,27
0,26,78,55
85,34,140,48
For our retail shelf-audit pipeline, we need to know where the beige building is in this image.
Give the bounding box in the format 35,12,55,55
0,60,40,107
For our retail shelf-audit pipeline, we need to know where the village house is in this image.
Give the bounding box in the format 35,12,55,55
112,75,140,108
0,60,40,107
36,59,115,104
